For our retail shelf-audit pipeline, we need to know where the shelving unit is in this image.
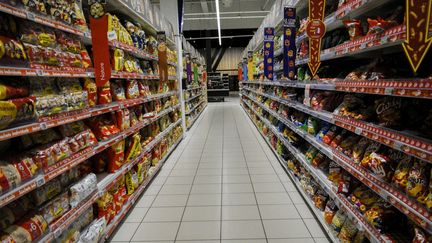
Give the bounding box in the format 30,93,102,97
240,0,432,242
0,0,184,242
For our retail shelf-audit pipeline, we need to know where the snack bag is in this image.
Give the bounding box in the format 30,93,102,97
78,217,107,243
352,137,369,164
2,214,48,242
0,162,22,194
0,82,29,100
364,202,396,231
0,197,32,230
97,82,112,104
69,173,97,208
115,109,131,131
343,19,363,40
107,140,125,173
331,210,347,232
40,192,69,224
125,171,135,195
126,80,139,99
406,161,429,202
125,133,141,163
110,80,126,101
374,97,402,128
391,155,412,191
96,192,114,223
324,200,337,224
338,219,358,243
0,97,36,129
83,78,97,107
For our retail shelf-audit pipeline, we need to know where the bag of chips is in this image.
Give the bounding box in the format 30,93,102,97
107,140,125,173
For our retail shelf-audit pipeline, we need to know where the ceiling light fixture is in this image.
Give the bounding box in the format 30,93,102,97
215,0,221,46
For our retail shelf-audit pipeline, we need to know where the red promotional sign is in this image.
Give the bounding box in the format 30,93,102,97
90,15,111,87
402,0,432,73
306,0,326,77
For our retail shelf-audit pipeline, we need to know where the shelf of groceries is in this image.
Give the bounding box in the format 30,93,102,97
241,82,432,241
0,0,185,241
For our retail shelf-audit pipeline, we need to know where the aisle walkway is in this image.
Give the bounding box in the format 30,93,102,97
110,98,329,243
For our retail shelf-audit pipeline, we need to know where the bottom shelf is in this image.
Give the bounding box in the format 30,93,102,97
187,104,207,130
240,103,338,243
103,136,183,240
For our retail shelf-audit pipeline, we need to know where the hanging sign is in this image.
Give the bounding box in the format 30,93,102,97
193,58,199,83
306,0,326,77
157,31,168,83
283,7,296,80
264,27,275,81
89,0,111,87
185,53,192,82
402,0,432,73
242,58,248,81
247,51,254,81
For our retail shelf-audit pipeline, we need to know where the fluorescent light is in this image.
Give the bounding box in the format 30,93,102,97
215,0,221,45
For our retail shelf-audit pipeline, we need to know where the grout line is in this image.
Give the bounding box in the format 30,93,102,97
173,103,217,241
219,104,224,243
230,105,269,243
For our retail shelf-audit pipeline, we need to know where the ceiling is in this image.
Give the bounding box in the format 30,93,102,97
151,0,276,48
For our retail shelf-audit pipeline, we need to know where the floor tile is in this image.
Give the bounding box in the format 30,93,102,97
194,175,222,184
152,194,188,207
248,167,276,175
159,184,192,195
170,169,196,177
125,207,149,223
313,237,331,243
304,219,327,238
222,205,260,220
176,221,220,240
187,194,222,206
221,220,265,239
253,182,286,193
111,222,139,241
196,168,223,176
250,174,281,183
263,219,311,238
289,191,306,204
191,184,222,194
136,195,156,208
223,183,253,193
165,176,194,185
268,239,315,243
222,175,251,184
295,204,315,219
183,206,221,221
221,240,266,243
223,168,249,175
222,193,256,205
143,207,184,222
131,222,180,241
259,204,301,219
144,184,162,195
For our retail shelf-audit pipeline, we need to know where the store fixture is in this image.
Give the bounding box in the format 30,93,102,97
0,0,184,242
240,0,432,242
207,72,229,102
181,38,207,130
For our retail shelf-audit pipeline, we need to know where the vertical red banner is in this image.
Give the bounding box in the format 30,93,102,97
90,15,111,87
158,32,168,83
306,0,326,77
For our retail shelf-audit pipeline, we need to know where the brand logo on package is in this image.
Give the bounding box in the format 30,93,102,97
283,7,296,80
264,27,275,81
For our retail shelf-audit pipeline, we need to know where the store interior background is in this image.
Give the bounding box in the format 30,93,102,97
153,0,276,93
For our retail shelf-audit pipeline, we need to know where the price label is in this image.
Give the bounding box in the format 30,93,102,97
381,36,389,44
360,43,367,49
354,127,363,135
83,31,91,38
40,122,48,130
36,177,45,187
54,228,62,238
35,69,44,76
26,12,36,21
393,140,403,150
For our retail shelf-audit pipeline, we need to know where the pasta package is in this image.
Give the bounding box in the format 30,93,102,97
0,97,36,130
1,214,48,242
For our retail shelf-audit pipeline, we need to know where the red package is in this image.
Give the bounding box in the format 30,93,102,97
80,49,93,68
0,82,29,101
343,20,363,40
97,82,112,105
115,109,131,131
2,214,48,242
107,140,125,173
83,78,97,107
9,156,38,182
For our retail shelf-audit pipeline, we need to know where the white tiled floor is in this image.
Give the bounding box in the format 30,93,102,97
110,98,330,243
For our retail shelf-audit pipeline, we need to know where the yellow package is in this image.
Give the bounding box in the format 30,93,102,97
125,171,134,195
112,49,124,71
125,133,141,162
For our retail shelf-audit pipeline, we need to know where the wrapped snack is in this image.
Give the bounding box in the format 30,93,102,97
322,126,339,144
110,80,126,101
83,78,97,107
364,202,397,231
307,117,318,135
107,140,125,173
338,219,358,243
412,227,429,243
97,82,112,105
0,162,21,194
313,190,328,211
136,155,149,184
0,36,28,66
1,214,48,242
78,217,107,243
337,135,360,156
0,197,32,230
328,161,342,184
0,97,36,129
406,161,429,202
126,80,139,99
367,17,397,35
374,97,402,128
32,178,62,205
69,173,97,208
305,147,318,162
315,124,330,142
343,19,363,40
331,210,347,233
352,137,369,164
112,49,124,71
125,133,141,163
125,170,138,195
361,152,394,181
350,186,380,212
0,82,29,100
40,192,69,224
391,155,412,191
115,109,131,131
324,200,337,224
96,192,114,223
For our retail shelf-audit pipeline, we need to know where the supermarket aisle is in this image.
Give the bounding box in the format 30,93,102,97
110,98,329,243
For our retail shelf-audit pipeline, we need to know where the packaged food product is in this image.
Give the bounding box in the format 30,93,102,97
78,217,107,243
322,126,339,144
0,197,32,230
40,191,70,224
307,117,318,135
69,173,97,208
83,78,97,107
364,202,397,231
110,80,126,101
1,214,48,242
362,152,394,181
97,82,112,105
352,137,369,164
126,80,139,99
374,97,402,128
96,192,114,223
112,49,125,71
338,219,358,242
324,200,337,224
331,210,347,232
0,36,28,66
125,133,141,163
0,82,29,100
0,97,36,129
391,155,412,191
343,19,363,40
107,140,125,173
115,109,131,131
349,186,380,212
406,161,429,202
